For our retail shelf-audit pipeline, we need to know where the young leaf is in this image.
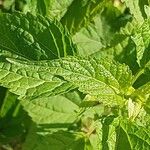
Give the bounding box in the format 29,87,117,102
116,120,150,150
133,82,150,100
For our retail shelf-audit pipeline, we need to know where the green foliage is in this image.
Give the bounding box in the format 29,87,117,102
0,12,76,60
0,0,150,150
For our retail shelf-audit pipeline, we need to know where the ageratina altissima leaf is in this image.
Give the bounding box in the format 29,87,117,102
21,95,79,124
116,120,150,150
60,0,105,35
131,19,150,67
0,57,133,107
73,1,125,57
23,126,87,150
122,0,147,23
24,0,74,20
131,81,150,113
0,12,76,61
0,56,77,99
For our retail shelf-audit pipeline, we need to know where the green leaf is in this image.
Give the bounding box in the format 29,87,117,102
144,5,150,18
91,20,139,74
115,123,132,150
101,116,117,150
72,14,105,56
0,91,18,118
0,12,76,61
116,120,150,150
145,97,150,114
21,95,79,124
132,19,150,66
0,58,73,98
0,101,30,144
23,125,87,150
88,121,102,150
123,0,148,23
133,66,150,88
64,90,83,106
72,8,116,56
133,82,150,100
131,82,150,114
25,0,74,20
68,1,128,56
60,0,105,35
1,56,133,107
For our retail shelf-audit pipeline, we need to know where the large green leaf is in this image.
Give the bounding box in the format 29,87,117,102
0,57,133,107
116,120,150,150
72,12,112,56
73,1,128,56
0,58,74,98
23,125,89,150
0,12,76,61
21,95,79,124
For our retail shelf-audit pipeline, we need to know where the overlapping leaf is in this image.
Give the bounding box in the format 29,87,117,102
21,95,79,124
0,12,76,61
23,126,88,150
123,0,148,23
73,1,127,56
0,56,132,106
132,19,150,67
25,0,74,20
116,120,150,150
61,0,105,34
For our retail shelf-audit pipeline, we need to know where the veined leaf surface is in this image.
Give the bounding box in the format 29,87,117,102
0,12,76,60
0,57,132,106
